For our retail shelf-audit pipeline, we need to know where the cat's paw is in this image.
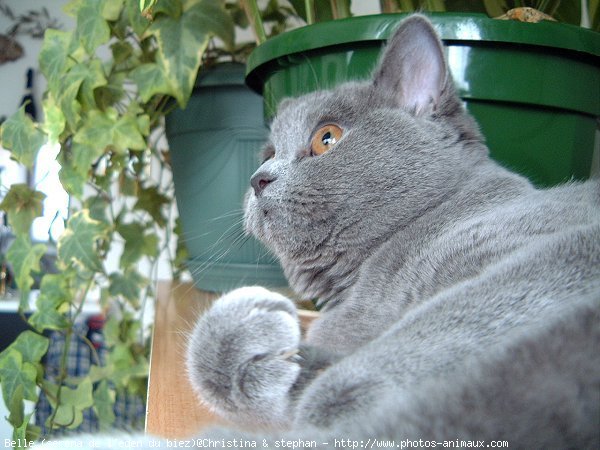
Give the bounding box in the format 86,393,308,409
186,286,301,427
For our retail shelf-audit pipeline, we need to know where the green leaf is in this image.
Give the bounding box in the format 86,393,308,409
128,0,152,35
42,95,66,145
63,0,83,17
185,0,234,49
58,210,109,272
57,61,108,130
75,0,111,54
103,0,125,20
0,184,46,236
0,351,38,406
58,155,87,199
28,308,69,333
77,59,108,109
109,269,147,306
11,411,39,445
57,74,84,131
28,274,72,332
73,109,147,157
111,41,135,66
95,72,127,110
140,0,159,11
147,0,234,107
93,380,116,429
134,186,169,227
4,331,49,365
39,29,75,95
0,106,46,169
130,63,174,102
108,343,149,388
5,236,46,310
117,222,159,266
153,0,182,17
8,384,24,428
43,378,94,430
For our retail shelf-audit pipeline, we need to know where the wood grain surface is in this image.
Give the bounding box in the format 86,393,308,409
145,282,319,438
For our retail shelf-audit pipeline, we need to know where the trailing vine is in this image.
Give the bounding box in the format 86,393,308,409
0,0,234,443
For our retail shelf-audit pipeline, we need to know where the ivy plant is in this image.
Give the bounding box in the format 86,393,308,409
0,0,234,444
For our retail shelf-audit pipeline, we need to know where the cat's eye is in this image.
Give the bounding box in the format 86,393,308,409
261,146,275,164
310,124,343,156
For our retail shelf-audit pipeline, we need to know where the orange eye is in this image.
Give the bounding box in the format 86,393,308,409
310,124,343,156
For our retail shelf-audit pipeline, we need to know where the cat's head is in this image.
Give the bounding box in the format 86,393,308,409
244,15,486,299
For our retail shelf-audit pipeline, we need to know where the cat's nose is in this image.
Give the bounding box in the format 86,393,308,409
250,171,277,197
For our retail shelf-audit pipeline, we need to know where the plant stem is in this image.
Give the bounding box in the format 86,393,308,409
330,0,351,19
581,0,591,27
47,275,94,432
305,0,316,24
240,0,267,45
398,0,415,12
380,0,398,13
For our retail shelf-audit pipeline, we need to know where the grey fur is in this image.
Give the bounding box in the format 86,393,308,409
186,15,600,448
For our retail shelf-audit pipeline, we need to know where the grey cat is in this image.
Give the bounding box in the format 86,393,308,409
185,15,600,449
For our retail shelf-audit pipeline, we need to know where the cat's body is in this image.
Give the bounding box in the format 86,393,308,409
45,15,599,450
185,15,600,448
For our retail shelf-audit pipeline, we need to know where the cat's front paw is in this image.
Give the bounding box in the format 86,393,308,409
186,286,301,427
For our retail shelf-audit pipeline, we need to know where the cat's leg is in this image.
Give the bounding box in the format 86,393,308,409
185,286,336,428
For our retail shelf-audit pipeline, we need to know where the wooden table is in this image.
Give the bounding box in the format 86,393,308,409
146,282,223,438
146,282,319,438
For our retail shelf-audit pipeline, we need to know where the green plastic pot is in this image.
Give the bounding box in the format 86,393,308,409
166,63,286,292
246,13,600,187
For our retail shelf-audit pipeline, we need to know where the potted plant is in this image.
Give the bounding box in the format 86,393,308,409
243,0,600,187
0,0,235,443
163,1,299,293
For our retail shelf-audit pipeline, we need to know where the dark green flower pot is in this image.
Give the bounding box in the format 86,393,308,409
166,63,286,292
246,13,600,187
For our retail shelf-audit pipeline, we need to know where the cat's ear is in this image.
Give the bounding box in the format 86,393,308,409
373,15,447,115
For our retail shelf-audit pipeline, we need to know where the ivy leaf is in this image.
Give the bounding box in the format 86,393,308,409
0,333,48,428
103,0,125,20
95,72,127,111
130,63,174,102
0,184,46,236
58,155,87,199
107,343,148,388
39,29,75,95
74,109,146,157
4,331,49,366
147,0,234,107
42,95,66,145
134,186,169,227
0,351,38,406
111,41,134,66
0,106,46,169
7,384,24,428
75,0,111,54
127,0,152,36
186,0,234,50
93,380,116,429
76,59,108,109
28,274,72,332
117,222,159,267
57,73,84,131
6,236,46,310
43,378,94,430
109,269,147,307
58,210,109,272
29,307,69,333
57,61,107,130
